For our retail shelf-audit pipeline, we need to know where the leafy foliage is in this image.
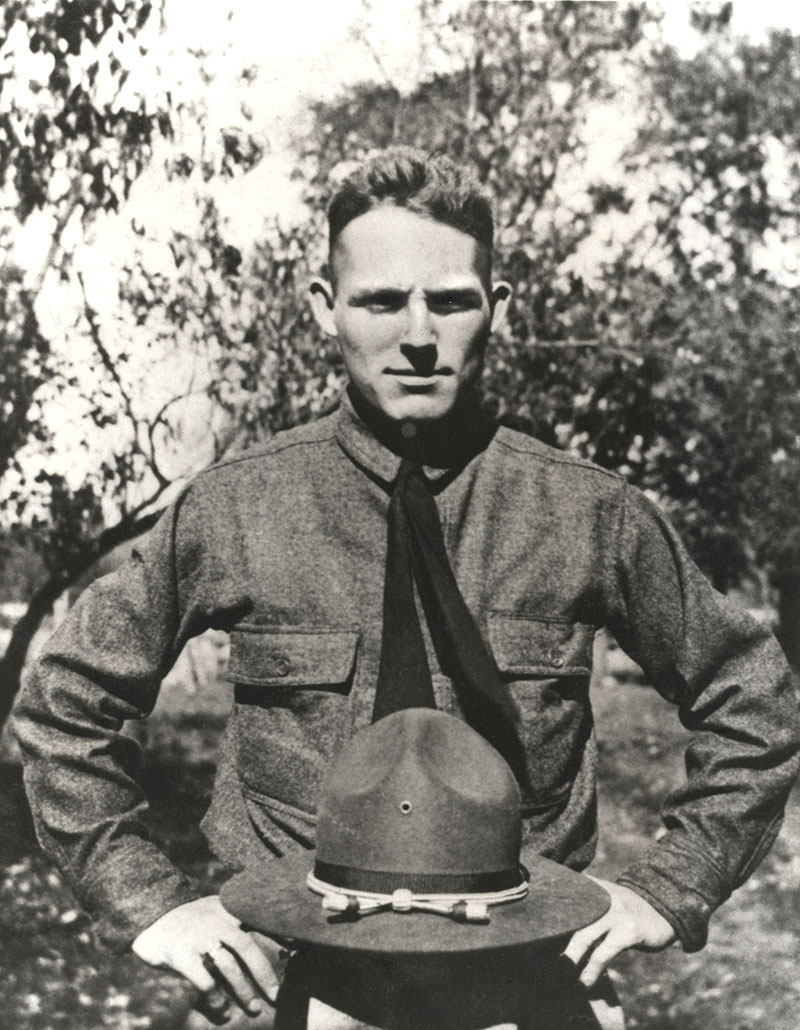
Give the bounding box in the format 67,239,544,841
4,0,800,722
0,0,174,582
137,201,343,451
0,0,346,717
614,23,800,599
0,0,230,715
298,2,800,609
0,262,50,479
1,0,169,223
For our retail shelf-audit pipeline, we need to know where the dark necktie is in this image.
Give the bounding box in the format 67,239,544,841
373,456,527,787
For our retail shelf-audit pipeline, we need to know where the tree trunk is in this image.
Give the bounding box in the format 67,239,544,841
0,578,68,729
0,509,162,732
774,568,800,672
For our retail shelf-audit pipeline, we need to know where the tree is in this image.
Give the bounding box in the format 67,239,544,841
4,0,800,739
295,1,800,659
0,0,255,724
0,0,165,722
0,0,348,728
605,17,800,657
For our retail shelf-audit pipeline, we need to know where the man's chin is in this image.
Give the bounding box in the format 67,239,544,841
383,397,456,424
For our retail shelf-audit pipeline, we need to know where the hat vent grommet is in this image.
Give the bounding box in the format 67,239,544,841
399,799,412,814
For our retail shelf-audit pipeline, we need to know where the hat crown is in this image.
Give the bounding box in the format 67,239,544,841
316,709,522,882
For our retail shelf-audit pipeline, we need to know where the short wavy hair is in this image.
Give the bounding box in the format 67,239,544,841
327,147,494,283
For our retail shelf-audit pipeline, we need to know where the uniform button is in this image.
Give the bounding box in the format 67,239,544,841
550,650,565,669
273,656,290,676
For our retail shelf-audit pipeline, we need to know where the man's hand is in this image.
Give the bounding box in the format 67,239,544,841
132,896,279,1023
563,879,677,988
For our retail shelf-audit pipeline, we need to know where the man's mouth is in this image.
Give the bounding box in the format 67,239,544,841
386,369,452,381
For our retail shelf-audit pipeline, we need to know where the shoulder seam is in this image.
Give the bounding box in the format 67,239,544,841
494,430,623,482
196,424,337,478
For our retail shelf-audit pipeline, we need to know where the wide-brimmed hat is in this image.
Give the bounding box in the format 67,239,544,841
222,708,608,954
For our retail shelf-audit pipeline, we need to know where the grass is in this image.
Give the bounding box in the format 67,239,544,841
591,664,800,1030
1,649,798,1030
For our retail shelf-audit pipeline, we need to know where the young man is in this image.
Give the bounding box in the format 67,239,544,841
16,148,800,1029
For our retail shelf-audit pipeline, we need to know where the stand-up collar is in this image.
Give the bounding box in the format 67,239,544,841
335,386,496,486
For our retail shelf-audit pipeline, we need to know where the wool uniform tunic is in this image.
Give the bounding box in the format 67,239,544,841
15,393,800,954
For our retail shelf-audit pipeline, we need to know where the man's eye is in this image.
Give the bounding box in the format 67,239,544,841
429,297,471,314
365,296,404,313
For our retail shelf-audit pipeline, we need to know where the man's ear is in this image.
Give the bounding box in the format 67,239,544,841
489,281,512,334
308,278,338,336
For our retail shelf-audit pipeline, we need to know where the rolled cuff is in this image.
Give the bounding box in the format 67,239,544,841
81,840,203,953
616,840,721,952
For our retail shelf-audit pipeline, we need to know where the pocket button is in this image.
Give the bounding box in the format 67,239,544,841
550,650,565,669
272,655,291,677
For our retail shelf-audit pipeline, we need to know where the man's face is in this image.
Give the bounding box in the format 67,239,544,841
310,206,510,424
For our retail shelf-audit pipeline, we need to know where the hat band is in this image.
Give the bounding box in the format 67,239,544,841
313,859,525,895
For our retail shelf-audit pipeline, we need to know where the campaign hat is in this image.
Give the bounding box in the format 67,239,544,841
222,708,608,954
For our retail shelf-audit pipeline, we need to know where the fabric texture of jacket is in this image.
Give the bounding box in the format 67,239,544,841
15,393,800,954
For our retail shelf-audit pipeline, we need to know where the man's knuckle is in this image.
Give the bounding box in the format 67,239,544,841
250,956,277,984
217,960,249,992
605,933,633,957
212,950,238,974
195,972,217,993
569,929,594,948
582,963,602,985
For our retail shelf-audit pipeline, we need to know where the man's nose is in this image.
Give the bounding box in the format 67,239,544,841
400,341,437,375
401,297,436,345
399,298,437,372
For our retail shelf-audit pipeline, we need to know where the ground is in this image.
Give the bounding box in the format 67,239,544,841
1,640,798,1030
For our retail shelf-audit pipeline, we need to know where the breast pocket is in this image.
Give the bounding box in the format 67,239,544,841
228,625,360,691
488,612,594,816
227,624,360,819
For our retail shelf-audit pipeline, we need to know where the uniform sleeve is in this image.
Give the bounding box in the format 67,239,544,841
608,483,800,951
14,487,217,952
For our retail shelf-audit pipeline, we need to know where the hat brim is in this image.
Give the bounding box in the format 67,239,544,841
221,846,610,955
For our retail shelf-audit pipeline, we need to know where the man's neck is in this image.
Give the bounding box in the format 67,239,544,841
346,385,494,470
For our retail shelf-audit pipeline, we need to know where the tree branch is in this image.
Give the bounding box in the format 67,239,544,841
76,269,156,479
0,504,165,731
33,183,81,293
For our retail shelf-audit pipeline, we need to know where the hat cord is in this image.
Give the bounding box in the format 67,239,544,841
306,871,529,924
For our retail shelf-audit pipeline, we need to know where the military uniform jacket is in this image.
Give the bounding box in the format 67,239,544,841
16,393,800,952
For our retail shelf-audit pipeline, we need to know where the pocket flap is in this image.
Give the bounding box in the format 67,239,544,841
228,625,360,686
488,613,593,676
